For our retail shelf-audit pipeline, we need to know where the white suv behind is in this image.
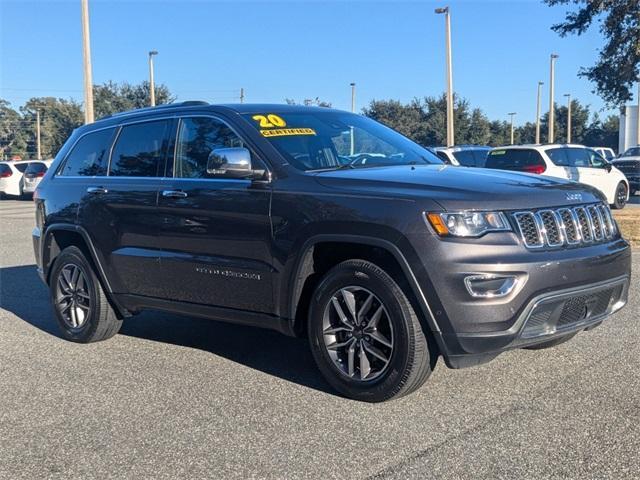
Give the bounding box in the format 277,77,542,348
486,144,630,209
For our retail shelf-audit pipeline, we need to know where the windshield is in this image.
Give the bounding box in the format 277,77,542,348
242,111,441,171
622,147,640,157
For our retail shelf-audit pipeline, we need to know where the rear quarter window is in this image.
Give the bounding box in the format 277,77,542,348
14,163,29,173
486,149,544,171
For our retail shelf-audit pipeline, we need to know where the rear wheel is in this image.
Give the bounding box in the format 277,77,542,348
612,182,627,209
50,246,122,343
308,259,436,402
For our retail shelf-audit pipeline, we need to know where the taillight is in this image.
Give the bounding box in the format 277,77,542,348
36,172,45,177
0,171,12,178
522,164,546,175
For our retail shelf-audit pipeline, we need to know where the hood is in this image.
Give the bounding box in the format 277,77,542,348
313,164,604,211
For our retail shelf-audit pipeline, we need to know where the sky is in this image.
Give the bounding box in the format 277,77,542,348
0,0,628,125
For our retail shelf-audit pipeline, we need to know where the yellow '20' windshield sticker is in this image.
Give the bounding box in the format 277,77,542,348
260,128,316,137
252,114,287,128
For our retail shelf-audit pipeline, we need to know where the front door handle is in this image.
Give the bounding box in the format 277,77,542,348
86,186,108,195
162,190,188,198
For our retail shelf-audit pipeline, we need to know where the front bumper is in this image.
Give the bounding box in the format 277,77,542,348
404,229,632,369
446,275,629,367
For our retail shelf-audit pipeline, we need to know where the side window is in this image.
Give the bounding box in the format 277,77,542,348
546,148,570,166
565,149,590,167
109,120,169,177
587,149,606,168
173,117,250,179
436,151,452,164
58,128,115,176
452,150,476,167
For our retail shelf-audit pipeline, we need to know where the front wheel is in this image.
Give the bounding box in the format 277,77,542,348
612,182,627,209
308,259,436,402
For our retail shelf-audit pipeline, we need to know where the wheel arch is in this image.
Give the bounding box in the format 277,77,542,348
42,224,129,318
287,234,445,354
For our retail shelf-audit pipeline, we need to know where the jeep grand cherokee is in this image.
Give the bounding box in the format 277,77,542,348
32,102,631,402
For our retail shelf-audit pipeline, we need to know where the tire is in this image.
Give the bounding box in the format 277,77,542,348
308,259,436,402
49,246,122,343
612,182,627,209
523,332,577,350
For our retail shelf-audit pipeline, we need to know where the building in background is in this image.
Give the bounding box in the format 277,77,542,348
619,105,639,153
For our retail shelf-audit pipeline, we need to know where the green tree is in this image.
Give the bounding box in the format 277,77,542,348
583,113,619,149
93,81,175,118
545,0,640,107
20,97,83,158
0,99,29,159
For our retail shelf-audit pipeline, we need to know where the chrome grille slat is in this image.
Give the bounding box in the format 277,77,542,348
513,203,615,250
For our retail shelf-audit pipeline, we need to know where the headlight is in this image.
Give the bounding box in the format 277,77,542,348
425,211,511,237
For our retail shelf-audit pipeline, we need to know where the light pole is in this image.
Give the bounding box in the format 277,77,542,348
535,81,544,144
240,87,245,104
350,82,356,155
435,6,454,147
566,93,572,144
636,79,640,146
148,50,158,106
36,110,41,160
508,112,517,145
548,53,559,143
80,0,94,124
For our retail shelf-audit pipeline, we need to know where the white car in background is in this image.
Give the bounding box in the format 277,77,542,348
593,147,615,161
0,160,31,199
22,159,53,195
485,144,630,209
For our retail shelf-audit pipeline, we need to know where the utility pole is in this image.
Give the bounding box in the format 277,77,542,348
240,87,245,104
148,50,158,106
535,81,543,144
435,6,454,147
567,94,572,144
36,110,42,160
548,53,559,143
80,0,94,123
636,79,640,146
350,82,356,155
508,112,517,145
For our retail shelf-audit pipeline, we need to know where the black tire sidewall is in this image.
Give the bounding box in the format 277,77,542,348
49,248,101,342
308,261,418,401
614,182,627,209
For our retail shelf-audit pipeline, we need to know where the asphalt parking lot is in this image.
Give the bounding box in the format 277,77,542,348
1,199,638,480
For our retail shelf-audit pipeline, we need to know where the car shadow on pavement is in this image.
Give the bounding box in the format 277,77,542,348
0,264,334,395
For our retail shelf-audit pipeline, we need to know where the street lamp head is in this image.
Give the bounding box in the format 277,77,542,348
435,6,449,14
563,93,571,98
551,53,559,59
350,82,356,87
538,81,544,86
149,50,158,57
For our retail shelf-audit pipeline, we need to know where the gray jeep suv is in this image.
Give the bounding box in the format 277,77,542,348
32,103,631,402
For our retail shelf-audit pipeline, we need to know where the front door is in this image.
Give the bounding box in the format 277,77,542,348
155,116,274,314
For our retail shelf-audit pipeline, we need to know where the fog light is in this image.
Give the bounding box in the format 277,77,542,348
464,274,520,298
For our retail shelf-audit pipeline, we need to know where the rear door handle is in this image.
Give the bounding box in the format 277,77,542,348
162,190,188,198
86,186,108,195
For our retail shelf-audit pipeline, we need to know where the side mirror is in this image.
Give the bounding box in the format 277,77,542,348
207,147,254,179
605,162,613,173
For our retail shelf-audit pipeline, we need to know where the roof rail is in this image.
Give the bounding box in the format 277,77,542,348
98,100,209,120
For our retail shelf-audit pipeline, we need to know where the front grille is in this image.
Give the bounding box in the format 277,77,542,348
556,288,615,327
613,161,640,176
513,203,616,249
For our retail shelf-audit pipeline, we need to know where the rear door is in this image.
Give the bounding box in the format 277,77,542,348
154,115,274,313
78,118,172,297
